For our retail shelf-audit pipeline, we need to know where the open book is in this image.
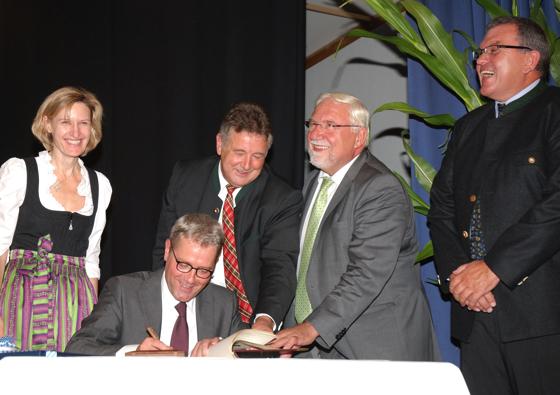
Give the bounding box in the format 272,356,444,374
206,329,306,358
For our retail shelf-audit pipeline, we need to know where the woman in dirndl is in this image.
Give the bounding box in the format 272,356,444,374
0,86,112,351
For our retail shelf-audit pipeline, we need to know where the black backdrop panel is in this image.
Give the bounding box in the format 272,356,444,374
0,1,305,285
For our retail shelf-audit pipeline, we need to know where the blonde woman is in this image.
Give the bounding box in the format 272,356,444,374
0,87,111,351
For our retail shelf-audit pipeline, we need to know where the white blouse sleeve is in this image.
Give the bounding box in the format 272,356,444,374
0,158,27,257
84,171,112,279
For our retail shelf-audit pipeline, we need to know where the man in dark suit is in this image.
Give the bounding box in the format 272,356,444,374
66,214,245,356
152,103,302,332
429,16,560,395
272,92,438,360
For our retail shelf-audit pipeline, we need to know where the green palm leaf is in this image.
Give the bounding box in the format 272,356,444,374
393,171,430,216
551,39,560,85
373,102,456,127
402,133,437,193
349,28,482,111
475,0,510,18
416,240,434,263
362,0,427,53
402,0,473,103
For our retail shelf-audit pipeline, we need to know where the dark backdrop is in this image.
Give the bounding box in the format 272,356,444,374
0,1,305,285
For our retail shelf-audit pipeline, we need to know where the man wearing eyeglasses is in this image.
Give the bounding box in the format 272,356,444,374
152,102,302,334
270,92,439,360
429,16,560,394
66,214,246,356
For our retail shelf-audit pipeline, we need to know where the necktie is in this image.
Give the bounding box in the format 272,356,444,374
294,176,334,323
497,102,506,118
223,184,253,323
170,302,189,353
469,200,487,260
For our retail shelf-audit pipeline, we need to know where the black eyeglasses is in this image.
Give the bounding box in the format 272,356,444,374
305,120,361,131
169,243,214,279
473,44,532,61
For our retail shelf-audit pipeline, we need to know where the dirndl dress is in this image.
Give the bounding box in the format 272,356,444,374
0,157,99,351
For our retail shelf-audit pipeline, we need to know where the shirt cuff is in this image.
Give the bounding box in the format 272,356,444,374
254,313,277,331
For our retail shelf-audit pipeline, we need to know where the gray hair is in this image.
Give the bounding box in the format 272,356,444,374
315,92,370,142
169,213,224,248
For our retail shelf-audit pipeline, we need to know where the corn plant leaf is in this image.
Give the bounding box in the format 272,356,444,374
373,101,456,127
475,0,510,18
454,29,477,50
349,28,483,111
402,0,473,103
530,6,558,48
402,133,437,193
416,240,434,263
362,0,427,52
551,39,560,85
512,0,519,16
393,171,430,216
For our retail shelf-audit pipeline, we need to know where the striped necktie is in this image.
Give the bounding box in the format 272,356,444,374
222,184,253,323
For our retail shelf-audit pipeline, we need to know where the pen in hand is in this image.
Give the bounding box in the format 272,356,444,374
146,326,159,340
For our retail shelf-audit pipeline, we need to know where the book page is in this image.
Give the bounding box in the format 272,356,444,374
207,329,276,358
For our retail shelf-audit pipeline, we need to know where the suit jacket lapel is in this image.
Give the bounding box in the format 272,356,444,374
195,285,215,341
138,269,164,334
321,151,367,221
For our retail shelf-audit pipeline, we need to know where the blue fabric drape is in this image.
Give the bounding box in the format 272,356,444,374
408,0,559,365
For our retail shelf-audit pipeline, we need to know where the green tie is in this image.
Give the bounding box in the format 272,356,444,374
294,176,334,323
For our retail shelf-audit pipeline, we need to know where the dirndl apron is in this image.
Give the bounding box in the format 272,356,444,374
0,157,99,351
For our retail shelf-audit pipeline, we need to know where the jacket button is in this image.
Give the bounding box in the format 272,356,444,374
213,207,220,214
528,156,536,164
462,230,469,238
469,194,477,203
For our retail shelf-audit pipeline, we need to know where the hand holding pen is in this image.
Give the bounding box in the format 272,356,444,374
136,326,173,351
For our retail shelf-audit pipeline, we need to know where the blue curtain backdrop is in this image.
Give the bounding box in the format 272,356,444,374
408,0,560,365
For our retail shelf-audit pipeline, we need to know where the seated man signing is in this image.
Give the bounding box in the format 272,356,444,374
66,213,246,356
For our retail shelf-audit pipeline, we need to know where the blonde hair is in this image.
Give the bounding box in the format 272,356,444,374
31,86,103,156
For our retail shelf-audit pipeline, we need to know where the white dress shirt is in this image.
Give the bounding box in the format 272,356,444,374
0,151,112,278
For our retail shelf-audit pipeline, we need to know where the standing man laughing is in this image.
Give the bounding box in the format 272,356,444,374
429,16,560,395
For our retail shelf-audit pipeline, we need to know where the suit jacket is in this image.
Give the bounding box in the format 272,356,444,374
429,83,560,342
65,269,245,355
152,157,302,325
286,151,439,360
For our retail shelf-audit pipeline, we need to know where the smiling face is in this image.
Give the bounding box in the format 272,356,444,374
476,23,540,101
45,102,92,159
307,98,366,176
163,237,218,302
216,130,268,187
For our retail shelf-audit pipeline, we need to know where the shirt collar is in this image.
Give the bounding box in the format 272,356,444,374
318,153,360,186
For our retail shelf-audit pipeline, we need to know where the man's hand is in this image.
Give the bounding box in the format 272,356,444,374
269,322,319,350
449,260,500,311
137,336,173,351
252,316,274,332
191,337,221,357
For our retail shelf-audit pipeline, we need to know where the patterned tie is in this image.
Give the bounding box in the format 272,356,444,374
295,176,334,323
497,102,506,118
469,200,487,260
170,302,189,353
223,184,253,323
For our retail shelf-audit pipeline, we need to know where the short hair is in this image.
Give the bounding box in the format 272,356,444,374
31,86,103,156
315,92,370,142
487,16,550,77
169,213,224,250
218,102,273,149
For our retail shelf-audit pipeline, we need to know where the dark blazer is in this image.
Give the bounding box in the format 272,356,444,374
65,269,245,355
286,151,439,360
429,83,560,342
152,157,303,325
